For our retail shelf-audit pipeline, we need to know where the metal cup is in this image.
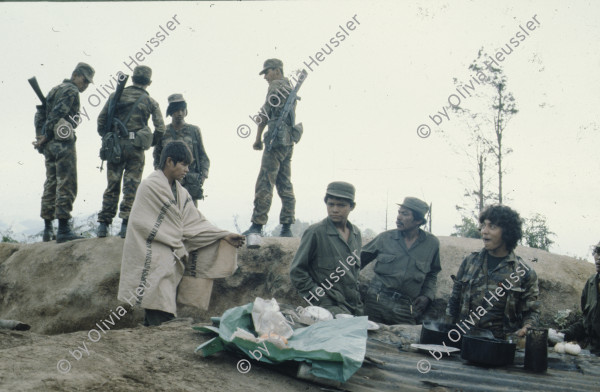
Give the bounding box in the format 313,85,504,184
246,233,262,249
524,327,548,372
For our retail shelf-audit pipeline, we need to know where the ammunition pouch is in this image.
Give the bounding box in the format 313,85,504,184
131,126,153,150
99,132,122,164
54,118,75,142
292,122,303,144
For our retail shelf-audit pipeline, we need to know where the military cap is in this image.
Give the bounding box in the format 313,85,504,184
133,65,152,81
74,62,95,83
259,58,283,75
326,181,355,202
168,93,185,103
398,197,429,216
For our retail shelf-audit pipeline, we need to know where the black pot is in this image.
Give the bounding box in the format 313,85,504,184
461,335,516,366
420,321,462,349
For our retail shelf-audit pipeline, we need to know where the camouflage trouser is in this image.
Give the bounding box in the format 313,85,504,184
40,139,77,220
363,285,416,325
251,145,295,225
98,141,145,223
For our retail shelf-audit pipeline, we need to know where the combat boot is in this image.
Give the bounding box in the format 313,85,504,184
242,223,263,236
119,219,128,238
42,219,55,242
56,218,84,243
279,224,293,237
97,222,109,238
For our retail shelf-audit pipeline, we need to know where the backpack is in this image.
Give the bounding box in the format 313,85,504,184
99,132,122,164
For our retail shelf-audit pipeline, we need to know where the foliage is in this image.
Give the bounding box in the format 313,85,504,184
1,227,20,243
451,216,481,239
522,213,555,251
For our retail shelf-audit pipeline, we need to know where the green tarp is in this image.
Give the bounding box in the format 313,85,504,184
195,302,368,382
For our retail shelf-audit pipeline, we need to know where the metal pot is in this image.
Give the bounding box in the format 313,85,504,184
420,321,462,349
461,335,516,366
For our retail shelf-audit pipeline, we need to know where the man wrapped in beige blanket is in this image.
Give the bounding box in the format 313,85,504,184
118,141,245,326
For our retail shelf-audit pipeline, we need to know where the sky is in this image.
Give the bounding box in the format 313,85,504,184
1,0,599,261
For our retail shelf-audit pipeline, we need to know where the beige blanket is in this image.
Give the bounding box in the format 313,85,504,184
117,170,237,315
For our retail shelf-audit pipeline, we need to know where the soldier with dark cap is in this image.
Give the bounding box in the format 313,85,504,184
243,58,299,237
34,62,95,243
361,197,441,325
153,93,210,206
290,181,363,316
97,65,165,238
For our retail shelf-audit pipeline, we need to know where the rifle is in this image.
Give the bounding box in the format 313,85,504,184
265,70,308,151
103,74,129,137
28,77,46,106
29,77,47,153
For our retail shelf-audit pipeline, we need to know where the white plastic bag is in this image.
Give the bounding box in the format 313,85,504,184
296,306,334,325
251,297,293,340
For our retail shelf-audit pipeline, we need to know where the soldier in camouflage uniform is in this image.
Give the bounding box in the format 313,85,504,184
360,197,441,325
244,59,298,237
446,205,540,339
290,182,363,316
33,62,95,243
97,65,165,238
562,241,600,352
153,94,209,207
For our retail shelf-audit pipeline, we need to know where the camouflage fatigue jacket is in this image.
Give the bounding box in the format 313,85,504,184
361,229,441,301
152,124,210,178
261,78,295,147
43,79,80,140
289,217,363,314
564,274,600,348
446,250,540,336
97,85,165,137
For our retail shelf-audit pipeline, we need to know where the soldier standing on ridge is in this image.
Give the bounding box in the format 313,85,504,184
153,94,209,207
97,65,165,238
33,62,95,243
243,59,299,237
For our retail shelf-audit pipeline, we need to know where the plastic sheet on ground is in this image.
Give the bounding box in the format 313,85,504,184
194,302,368,382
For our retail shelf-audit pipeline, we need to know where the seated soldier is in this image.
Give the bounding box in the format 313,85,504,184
562,241,600,351
446,205,540,339
289,181,363,316
361,197,440,325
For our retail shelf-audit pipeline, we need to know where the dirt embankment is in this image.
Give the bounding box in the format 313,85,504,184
0,236,595,391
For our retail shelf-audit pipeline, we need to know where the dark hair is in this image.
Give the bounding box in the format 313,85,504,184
132,75,151,86
324,195,356,208
479,204,523,252
407,208,427,226
159,141,192,169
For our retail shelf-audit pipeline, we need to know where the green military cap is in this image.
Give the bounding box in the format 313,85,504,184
168,93,185,103
133,65,152,81
74,62,95,83
398,197,429,216
259,58,283,75
326,181,355,201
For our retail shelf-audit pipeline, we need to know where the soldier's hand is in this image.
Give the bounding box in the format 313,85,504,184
253,140,263,151
32,135,47,150
152,131,163,147
413,296,430,314
224,233,245,248
516,324,532,337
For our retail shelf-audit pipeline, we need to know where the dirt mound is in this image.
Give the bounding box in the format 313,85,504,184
0,236,595,335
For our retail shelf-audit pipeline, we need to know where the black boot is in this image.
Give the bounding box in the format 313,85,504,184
242,223,263,236
56,218,84,243
279,224,293,237
119,219,128,238
42,219,55,242
97,222,109,238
